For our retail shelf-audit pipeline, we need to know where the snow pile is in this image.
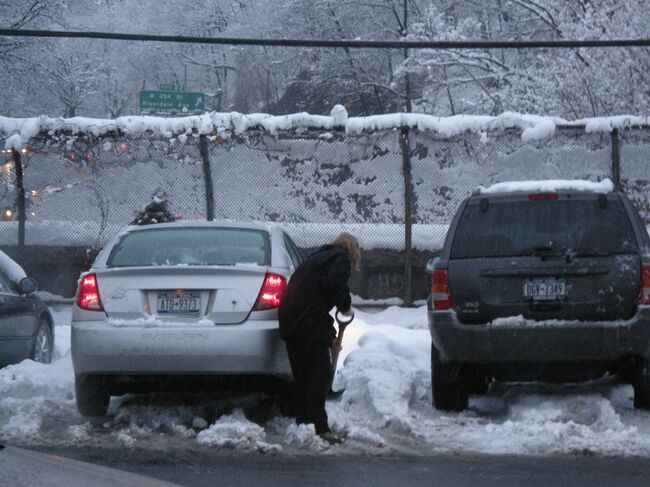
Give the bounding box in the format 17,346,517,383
333,329,431,437
0,357,75,444
0,250,27,282
2,110,649,149
477,178,614,195
475,393,643,456
3,303,650,457
197,410,281,453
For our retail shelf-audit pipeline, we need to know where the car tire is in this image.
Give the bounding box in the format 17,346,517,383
75,375,110,417
431,344,469,412
633,359,650,410
30,319,53,364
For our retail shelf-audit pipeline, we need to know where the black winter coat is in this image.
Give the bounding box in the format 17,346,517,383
278,245,352,345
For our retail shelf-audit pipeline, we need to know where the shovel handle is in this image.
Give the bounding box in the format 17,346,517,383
335,310,354,326
331,311,354,372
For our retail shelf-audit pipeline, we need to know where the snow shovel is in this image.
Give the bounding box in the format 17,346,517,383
328,310,354,399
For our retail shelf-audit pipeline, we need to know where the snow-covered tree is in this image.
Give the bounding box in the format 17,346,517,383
131,197,175,225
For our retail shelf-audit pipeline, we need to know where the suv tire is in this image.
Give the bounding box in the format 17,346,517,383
431,344,469,412
75,375,110,417
633,359,650,410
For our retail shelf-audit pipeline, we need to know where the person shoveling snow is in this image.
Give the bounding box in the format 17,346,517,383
278,233,360,445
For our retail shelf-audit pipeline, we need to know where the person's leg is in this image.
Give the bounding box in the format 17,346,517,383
285,339,308,424
304,341,334,435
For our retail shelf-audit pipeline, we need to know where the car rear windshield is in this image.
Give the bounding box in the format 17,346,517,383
107,227,271,267
451,196,639,259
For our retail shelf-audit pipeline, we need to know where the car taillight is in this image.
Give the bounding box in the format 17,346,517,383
253,273,287,311
432,269,453,310
76,273,104,311
639,263,650,305
528,192,558,201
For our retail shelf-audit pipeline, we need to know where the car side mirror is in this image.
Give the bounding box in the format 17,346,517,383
425,256,440,274
18,276,37,294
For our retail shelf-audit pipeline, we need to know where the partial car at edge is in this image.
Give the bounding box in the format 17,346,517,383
0,251,54,367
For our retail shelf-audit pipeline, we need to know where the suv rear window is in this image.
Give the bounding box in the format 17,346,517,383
451,196,638,259
108,227,270,267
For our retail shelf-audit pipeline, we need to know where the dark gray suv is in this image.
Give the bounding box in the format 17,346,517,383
427,181,650,411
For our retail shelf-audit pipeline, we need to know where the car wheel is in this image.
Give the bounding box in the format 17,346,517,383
31,319,53,364
633,359,650,410
431,343,469,412
75,375,110,417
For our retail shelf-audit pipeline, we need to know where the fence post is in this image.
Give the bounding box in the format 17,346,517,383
400,126,413,306
611,128,621,190
199,134,215,221
11,148,26,248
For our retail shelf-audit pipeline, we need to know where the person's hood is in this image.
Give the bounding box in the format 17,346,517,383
308,244,347,265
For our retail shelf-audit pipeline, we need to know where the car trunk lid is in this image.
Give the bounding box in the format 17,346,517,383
93,266,268,324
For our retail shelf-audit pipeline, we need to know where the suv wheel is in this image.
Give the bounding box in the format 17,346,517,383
431,344,469,412
633,359,650,409
75,375,110,417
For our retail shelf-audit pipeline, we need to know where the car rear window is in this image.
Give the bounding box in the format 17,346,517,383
107,227,271,267
451,196,639,259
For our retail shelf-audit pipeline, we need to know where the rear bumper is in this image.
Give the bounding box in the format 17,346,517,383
428,304,650,363
71,320,291,378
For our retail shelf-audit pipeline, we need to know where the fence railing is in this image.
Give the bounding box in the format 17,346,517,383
1,112,649,303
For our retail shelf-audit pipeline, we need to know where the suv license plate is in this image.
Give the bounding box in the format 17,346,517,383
157,291,201,315
522,278,566,301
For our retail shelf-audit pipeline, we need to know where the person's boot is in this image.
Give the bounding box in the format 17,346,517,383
319,431,344,445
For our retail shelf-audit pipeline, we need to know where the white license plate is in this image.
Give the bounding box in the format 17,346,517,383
523,278,566,301
157,291,201,314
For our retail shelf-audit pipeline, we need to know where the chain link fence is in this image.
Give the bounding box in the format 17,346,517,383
0,124,648,302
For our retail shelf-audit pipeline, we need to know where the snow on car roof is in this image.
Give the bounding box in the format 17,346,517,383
475,178,615,195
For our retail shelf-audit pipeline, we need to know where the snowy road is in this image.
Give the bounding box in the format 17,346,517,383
2,305,650,457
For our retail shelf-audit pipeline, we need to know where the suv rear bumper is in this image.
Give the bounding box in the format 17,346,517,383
428,304,650,363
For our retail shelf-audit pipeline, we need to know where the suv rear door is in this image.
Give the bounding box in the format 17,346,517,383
448,192,641,324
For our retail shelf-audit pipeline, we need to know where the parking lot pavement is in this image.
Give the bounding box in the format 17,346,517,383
30,446,650,487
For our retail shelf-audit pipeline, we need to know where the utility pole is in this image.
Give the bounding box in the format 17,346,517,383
12,149,26,248
401,0,414,306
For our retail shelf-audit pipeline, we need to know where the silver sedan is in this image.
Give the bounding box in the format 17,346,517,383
71,221,304,416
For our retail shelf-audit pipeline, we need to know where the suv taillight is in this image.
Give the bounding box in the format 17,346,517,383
432,269,453,310
76,273,104,311
639,263,650,305
253,273,287,311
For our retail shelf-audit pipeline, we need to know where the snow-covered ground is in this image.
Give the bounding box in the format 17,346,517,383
1,304,650,457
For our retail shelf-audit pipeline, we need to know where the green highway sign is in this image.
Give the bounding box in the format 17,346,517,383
139,90,205,113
